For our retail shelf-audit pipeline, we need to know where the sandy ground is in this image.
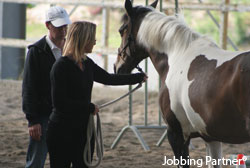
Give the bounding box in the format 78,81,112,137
0,80,250,168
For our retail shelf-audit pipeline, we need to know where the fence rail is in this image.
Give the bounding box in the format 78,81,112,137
0,38,117,55
0,38,31,48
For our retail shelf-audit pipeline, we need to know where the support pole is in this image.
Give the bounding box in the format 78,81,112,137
0,3,26,79
175,0,178,14
156,0,168,147
220,0,230,49
156,129,167,146
69,5,79,16
144,0,149,127
102,0,109,71
0,2,3,77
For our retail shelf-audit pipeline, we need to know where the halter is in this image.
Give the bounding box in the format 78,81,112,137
118,34,134,56
117,20,143,73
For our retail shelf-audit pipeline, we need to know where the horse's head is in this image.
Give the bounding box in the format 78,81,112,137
114,0,158,74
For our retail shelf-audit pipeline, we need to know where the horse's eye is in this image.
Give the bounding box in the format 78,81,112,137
119,28,123,36
119,24,128,37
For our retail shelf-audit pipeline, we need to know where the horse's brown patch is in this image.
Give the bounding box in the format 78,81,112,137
188,54,250,143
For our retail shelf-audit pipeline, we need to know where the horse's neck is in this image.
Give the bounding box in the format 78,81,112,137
149,50,168,84
138,14,201,60
167,30,201,59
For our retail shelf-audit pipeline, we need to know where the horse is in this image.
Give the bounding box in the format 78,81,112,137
113,0,250,167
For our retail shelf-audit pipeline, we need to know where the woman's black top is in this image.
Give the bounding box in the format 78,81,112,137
50,56,144,124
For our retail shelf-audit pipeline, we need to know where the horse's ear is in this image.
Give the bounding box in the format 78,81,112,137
125,0,133,17
150,0,158,8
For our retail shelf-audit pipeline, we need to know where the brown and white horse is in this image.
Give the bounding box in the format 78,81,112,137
114,0,250,167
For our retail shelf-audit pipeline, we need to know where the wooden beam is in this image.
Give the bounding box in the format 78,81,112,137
0,38,31,48
220,0,230,49
102,5,109,71
0,38,117,54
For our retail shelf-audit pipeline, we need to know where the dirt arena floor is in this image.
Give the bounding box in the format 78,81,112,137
0,80,249,168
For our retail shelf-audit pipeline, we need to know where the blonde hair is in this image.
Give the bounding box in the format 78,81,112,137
63,21,96,63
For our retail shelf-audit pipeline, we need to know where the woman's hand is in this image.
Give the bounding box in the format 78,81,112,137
93,105,99,115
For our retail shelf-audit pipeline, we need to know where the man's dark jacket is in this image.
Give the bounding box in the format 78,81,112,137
22,36,56,126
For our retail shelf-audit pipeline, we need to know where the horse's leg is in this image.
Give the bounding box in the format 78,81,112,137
205,141,222,168
160,86,190,168
167,122,190,168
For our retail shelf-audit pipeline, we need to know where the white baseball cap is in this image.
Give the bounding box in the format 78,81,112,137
45,6,71,27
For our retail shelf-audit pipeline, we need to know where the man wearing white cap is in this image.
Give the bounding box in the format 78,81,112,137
22,6,71,168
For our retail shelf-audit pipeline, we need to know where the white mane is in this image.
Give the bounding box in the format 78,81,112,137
137,10,202,56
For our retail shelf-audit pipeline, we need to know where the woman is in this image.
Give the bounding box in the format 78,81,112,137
46,21,147,168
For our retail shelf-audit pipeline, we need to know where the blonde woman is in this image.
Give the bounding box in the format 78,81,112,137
46,21,147,168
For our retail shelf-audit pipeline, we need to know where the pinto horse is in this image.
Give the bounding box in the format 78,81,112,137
114,0,250,167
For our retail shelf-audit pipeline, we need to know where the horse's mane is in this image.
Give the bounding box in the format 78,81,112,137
137,10,202,56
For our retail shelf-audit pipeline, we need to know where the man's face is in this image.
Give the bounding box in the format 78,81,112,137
46,22,68,41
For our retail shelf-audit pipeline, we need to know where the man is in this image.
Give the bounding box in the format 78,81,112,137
22,6,71,168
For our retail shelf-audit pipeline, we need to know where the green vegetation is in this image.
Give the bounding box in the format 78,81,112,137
95,16,121,49
184,9,250,50
26,12,121,49
184,10,220,44
232,12,250,46
26,23,47,40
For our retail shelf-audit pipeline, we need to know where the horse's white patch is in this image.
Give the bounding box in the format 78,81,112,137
165,55,208,139
189,38,244,67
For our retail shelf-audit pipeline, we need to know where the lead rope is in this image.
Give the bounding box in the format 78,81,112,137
84,67,144,168
84,112,103,168
84,66,144,167
83,83,142,168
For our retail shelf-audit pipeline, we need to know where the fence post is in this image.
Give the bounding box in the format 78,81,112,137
102,2,109,71
0,2,26,79
220,0,230,49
